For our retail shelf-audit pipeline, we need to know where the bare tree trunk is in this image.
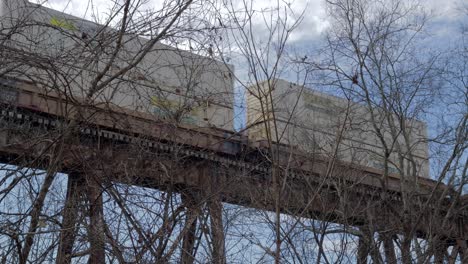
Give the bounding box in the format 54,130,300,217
381,233,397,264
401,236,412,264
434,250,444,264
56,173,83,264
86,176,106,264
432,238,448,264
361,228,382,264
272,163,282,264
448,245,459,264
370,243,382,263
357,235,369,264
434,249,445,264
19,170,57,264
459,239,468,263
181,190,199,264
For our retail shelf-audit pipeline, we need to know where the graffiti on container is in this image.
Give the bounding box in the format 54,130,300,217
49,15,113,53
370,154,400,174
150,96,204,125
50,17,77,31
0,84,18,104
371,161,400,175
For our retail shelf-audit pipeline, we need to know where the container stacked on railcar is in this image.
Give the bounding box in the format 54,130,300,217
246,79,429,178
0,0,234,130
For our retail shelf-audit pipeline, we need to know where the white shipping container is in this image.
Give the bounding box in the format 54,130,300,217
0,1,234,130
247,79,429,178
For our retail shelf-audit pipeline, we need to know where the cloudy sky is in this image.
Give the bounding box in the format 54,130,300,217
33,0,467,131
40,0,467,45
33,0,467,72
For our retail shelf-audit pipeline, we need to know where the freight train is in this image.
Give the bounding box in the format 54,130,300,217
1,1,429,177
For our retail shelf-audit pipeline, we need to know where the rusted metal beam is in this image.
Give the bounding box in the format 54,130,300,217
56,173,83,264
86,174,106,264
207,177,226,264
208,196,226,264
204,166,227,264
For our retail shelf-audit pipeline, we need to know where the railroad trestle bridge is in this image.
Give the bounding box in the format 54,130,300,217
0,80,467,263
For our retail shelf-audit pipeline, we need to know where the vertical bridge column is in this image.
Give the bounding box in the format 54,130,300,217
357,234,369,264
207,165,226,264
86,173,106,264
56,173,83,264
56,172,106,264
180,165,226,264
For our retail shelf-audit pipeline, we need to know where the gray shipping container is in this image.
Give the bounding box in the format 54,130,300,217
247,79,429,178
0,0,234,130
